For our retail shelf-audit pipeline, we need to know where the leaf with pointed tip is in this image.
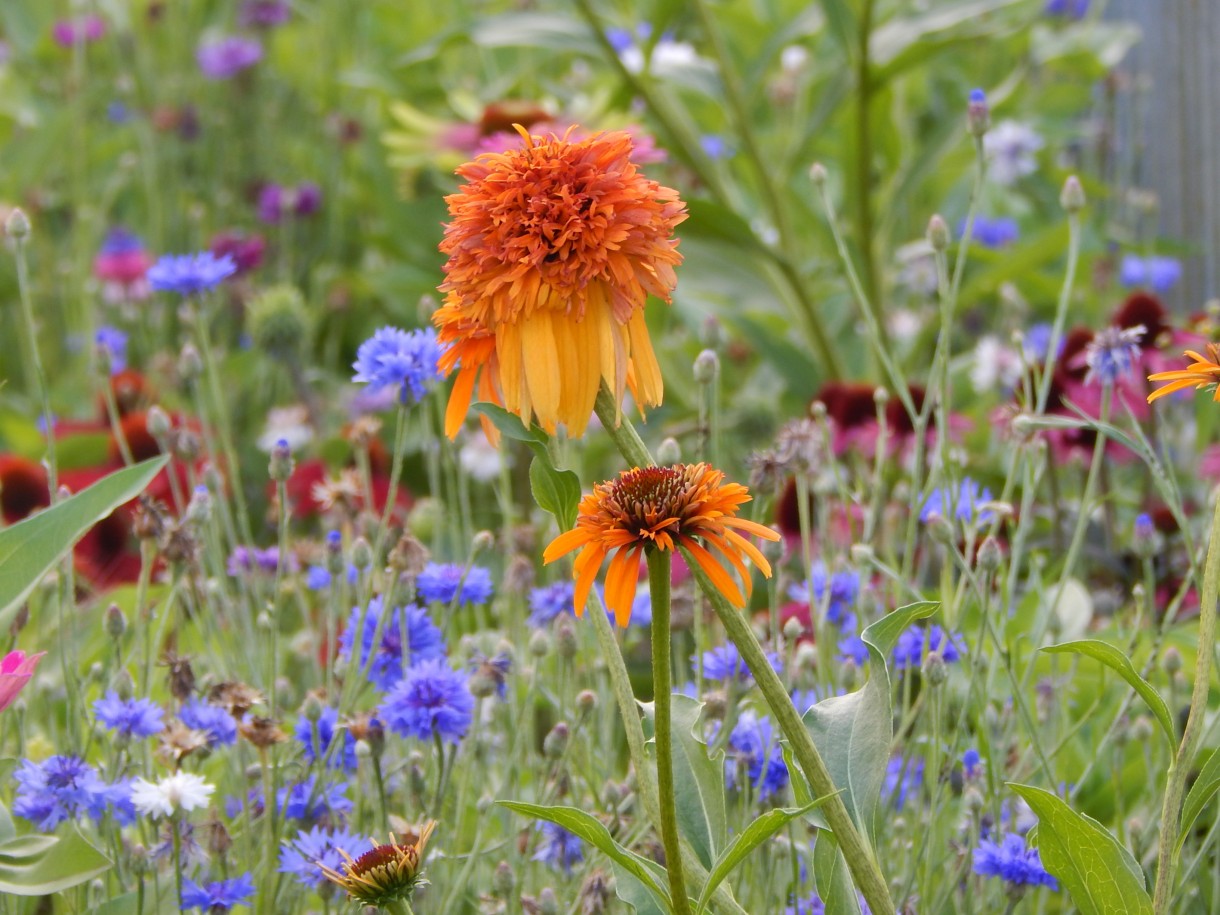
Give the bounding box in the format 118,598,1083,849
0,829,111,895
1179,748,1220,854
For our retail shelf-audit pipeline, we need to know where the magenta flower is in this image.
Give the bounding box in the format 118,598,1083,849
52,16,106,48
0,651,44,712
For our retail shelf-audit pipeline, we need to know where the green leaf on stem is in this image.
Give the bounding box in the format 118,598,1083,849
1041,639,1175,747
0,828,112,895
1007,783,1151,915
801,600,938,841
813,833,863,915
0,455,169,631
695,798,832,914
1179,748,1220,854
497,801,672,911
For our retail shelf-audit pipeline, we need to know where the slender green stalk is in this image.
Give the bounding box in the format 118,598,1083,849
1153,490,1220,912
1033,212,1082,415
683,551,895,915
852,0,880,323
375,402,410,563
11,228,58,496
648,550,693,915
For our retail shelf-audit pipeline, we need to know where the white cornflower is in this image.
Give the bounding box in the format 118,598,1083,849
983,120,1044,185
257,404,314,453
130,772,215,819
459,434,510,483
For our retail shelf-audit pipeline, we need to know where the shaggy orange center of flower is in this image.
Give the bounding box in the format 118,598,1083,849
1147,343,1220,403
543,463,780,627
434,127,686,440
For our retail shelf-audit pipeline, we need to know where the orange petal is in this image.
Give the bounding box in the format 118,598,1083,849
445,367,478,440
1147,378,1203,403
683,539,744,607
573,545,607,617
544,527,591,564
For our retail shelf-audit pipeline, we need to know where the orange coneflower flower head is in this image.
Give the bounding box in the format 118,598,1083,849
1147,343,1220,403
319,821,436,907
543,463,781,627
435,127,687,441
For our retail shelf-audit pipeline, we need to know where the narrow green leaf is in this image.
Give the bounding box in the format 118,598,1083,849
1179,748,1220,854
0,801,15,844
0,456,169,631
528,456,582,532
1007,783,1151,915
467,12,599,54
1042,640,1174,746
801,601,938,840
497,801,671,909
813,833,863,915
0,829,112,895
695,798,831,914
469,402,547,446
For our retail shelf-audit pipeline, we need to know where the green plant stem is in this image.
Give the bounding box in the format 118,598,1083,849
649,550,693,915
683,551,895,915
1153,490,1220,912
594,385,653,468
852,0,880,323
1034,212,1082,415
375,402,410,563
12,234,57,496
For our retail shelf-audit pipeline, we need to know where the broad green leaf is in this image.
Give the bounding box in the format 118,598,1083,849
0,456,168,631
468,12,598,54
813,833,863,915
0,801,14,844
611,861,670,915
640,695,727,870
1179,748,1220,854
801,601,938,841
870,0,1027,80
1008,784,1151,915
528,456,582,532
497,802,671,910
682,199,764,251
695,799,830,915
1042,640,1174,746
470,402,546,447
0,829,112,895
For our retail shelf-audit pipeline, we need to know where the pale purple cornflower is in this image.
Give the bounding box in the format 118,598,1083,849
1083,325,1145,387
239,0,293,28
983,121,1043,185
1120,255,1182,293
257,182,322,223
197,36,263,80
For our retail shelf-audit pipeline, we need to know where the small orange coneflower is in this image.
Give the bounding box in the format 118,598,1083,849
319,822,436,907
543,463,781,627
435,127,687,440
1147,343,1220,403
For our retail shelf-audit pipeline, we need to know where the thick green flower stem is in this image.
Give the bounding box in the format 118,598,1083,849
1153,490,1220,913
649,549,694,915
684,550,895,915
383,900,416,915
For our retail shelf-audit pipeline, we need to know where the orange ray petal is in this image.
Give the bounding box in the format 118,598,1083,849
682,538,744,607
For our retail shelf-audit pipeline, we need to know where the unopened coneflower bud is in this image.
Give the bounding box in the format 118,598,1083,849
922,650,948,686
926,513,955,545
407,497,441,544
976,535,1003,573
555,617,578,661
1162,646,1182,676
783,616,804,643
1060,175,1085,213
472,530,496,555
529,629,552,658
351,536,374,571
178,343,203,383
543,721,570,759
103,603,127,640
693,348,719,385
966,88,990,137
493,860,516,897
657,437,681,465
808,162,827,185
269,438,294,482
927,215,950,251
602,781,623,808
5,207,30,239
577,689,598,715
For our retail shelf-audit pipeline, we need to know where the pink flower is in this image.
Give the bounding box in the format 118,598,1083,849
0,650,44,712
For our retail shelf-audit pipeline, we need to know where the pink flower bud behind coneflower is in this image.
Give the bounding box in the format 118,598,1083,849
0,650,45,712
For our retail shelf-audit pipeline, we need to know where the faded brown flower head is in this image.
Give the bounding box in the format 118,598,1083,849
387,531,430,579
320,822,437,907
160,652,196,703
239,715,288,749
157,720,209,766
208,681,265,717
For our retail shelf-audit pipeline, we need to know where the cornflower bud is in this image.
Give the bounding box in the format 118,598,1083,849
268,438,294,482
693,349,720,385
926,513,956,545
5,208,31,239
577,690,598,715
922,650,948,686
966,88,990,137
472,529,496,555
1162,646,1182,676
1060,175,1086,213
808,162,827,185
146,405,172,442
543,721,570,760
529,629,552,659
555,617,578,661
493,861,516,897
178,343,203,384
104,603,127,640
656,437,681,465
927,214,950,252
783,616,804,643
351,536,374,571
976,535,1003,573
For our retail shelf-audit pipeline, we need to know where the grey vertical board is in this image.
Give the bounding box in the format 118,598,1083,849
1108,0,1219,309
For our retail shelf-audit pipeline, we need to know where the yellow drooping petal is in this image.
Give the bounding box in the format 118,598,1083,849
626,307,663,409
519,310,563,433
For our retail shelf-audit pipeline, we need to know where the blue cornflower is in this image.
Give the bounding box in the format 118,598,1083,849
963,748,983,779
920,478,993,524
13,756,115,830
147,252,237,295
296,707,357,772
892,624,965,670
180,873,256,911
276,776,353,822
698,643,783,683
1084,325,1145,387
378,658,475,744
416,562,494,606
305,565,332,590
961,215,1018,249
1120,255,1182,293
533,821,584,875
279,825,371,889
1045,0,1088,17
528,581,575,627
180,699,238,747
95,326,128,374
227,545,293,577
789,564,860,629
196,35,263,80
838,634,869,666
1022,322,1059,362
725,712,789,801
883,755,924,811
351,326,444,405
701,135,731,159
94,691,164,740
974,832,1059,890
629,588,653,627
338,596,446,691
787,894,871,915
